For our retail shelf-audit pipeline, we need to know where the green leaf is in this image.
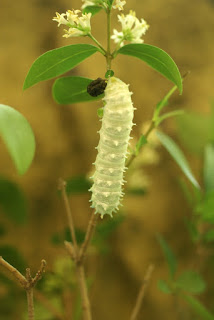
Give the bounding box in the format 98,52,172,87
0,104,35,175
157,234,177,279
65,176,92,195
158,279,172,294
105,70,114,78
118,44,183,93
204,143,214,192
156,131,200,189
23,44,99,89
82,6,102,16
182,294,214,320
197,190,214,223
135,134,147,155
176,270,206,294
0,245,26,274
0,178,27,224
52,76,103,104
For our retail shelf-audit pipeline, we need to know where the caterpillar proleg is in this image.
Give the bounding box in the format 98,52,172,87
90,77,135,217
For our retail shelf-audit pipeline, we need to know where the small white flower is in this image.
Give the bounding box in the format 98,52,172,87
81,0,108,10
111,10,149,47
53,9,92,38
113,0,126,11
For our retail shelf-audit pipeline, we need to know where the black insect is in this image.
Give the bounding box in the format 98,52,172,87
87,78,107,97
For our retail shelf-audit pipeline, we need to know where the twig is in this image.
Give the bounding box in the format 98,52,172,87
60,178,95,320
58,179,78,257
0,257,47,320
130,264,155,320
78,211,99,263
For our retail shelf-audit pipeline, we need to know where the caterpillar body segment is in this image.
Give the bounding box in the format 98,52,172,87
90,77,135,217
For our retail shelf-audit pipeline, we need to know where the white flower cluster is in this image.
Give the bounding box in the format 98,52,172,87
111,10,149,47
82,0,126,11
53,10,91,38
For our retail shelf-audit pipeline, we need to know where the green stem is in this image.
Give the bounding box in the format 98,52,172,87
106,8,112,71
88,33,106,55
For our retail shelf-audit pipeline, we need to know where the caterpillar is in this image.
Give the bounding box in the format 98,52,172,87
90,77,135,217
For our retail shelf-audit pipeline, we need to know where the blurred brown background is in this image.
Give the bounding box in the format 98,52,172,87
0,0,214,319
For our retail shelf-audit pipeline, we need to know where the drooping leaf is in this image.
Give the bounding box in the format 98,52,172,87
157,279,172,294
204,143,214,192
156,131,200,189
66,176,92,195
0,178,27,224
182,294,214,320
157,234,177,279
0,245,26,274
82,6,102,16
0,104,35,175
23,44,99,89
176,270,206,294
52,76,103,104
118,44,183,93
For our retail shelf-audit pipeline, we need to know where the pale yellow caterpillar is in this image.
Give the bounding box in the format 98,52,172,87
90,77,135,217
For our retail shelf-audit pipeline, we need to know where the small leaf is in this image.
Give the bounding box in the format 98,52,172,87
65,176,92,195
157,234,177,279
135,134,147,155
0,245,26,274
176,270,206,294
0,104,35,175
0,178,27,224
105,70,114,78
82,6,102,16
156,131,200,189
52,76,103,104
182,294,214,320
23,44,99,89
97,108,104,118
118,44,183,93
204,143,214,192
158,279,172,294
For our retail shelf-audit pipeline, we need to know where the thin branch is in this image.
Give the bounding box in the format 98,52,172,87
58,178,78,257
26,269,35,320
0,256,27,287
130,264,155,320
76,265,92,320
78,211,99,263
32,259,47,286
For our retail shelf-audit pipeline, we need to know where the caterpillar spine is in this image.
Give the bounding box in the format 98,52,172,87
90,77,135,217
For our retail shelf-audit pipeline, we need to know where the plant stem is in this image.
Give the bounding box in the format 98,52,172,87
76,265,92,320
106,8,112,71
126,120,156,168
130,264,155,320
88,34,107,55
26,288,35,320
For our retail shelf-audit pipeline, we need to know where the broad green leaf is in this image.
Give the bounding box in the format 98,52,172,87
176,270,206,294
0,178,27,224
82,6,102,16
204,143,214,192
52,76,103,104
156,131,200,189
23,44,99,89
182,295,214,320
157,279,172,294
157,234,177,279
118,44,183,93
135,134,147,155
0,245,26,274
0,104,35,175
66,176,92,195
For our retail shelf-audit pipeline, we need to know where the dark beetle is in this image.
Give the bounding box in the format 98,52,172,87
87,78,107,97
